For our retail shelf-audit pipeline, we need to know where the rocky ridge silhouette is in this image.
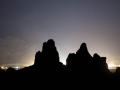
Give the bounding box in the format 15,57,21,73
0,39,119,88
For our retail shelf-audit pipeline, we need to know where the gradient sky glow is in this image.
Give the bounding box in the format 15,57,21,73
0,0,120,65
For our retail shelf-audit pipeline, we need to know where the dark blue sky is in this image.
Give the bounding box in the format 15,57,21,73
0,0,120,65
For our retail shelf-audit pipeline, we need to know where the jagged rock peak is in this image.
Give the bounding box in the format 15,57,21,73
76,42,91,56
66,53,76,66
81,42,87,48
47,39,55,46
42,39,56,52
41,39,60,63
78,43,87,52
66,53,75,62
93,53,101,58
67,53,75,59
35,51,41,59
34,51,42,65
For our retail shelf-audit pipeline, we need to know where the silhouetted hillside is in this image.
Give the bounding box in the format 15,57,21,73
0,39,119,87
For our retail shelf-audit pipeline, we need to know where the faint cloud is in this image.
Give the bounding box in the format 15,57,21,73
0,36,39,65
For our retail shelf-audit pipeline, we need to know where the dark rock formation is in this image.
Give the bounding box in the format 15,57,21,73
76,43,93,67
66,53,76,67
0,39,119,88
42,39,60,65
34,51,42,66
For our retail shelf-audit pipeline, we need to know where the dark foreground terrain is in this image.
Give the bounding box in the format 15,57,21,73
0,39,120,88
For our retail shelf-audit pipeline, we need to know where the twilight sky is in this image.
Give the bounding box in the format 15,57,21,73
0,0,120,66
